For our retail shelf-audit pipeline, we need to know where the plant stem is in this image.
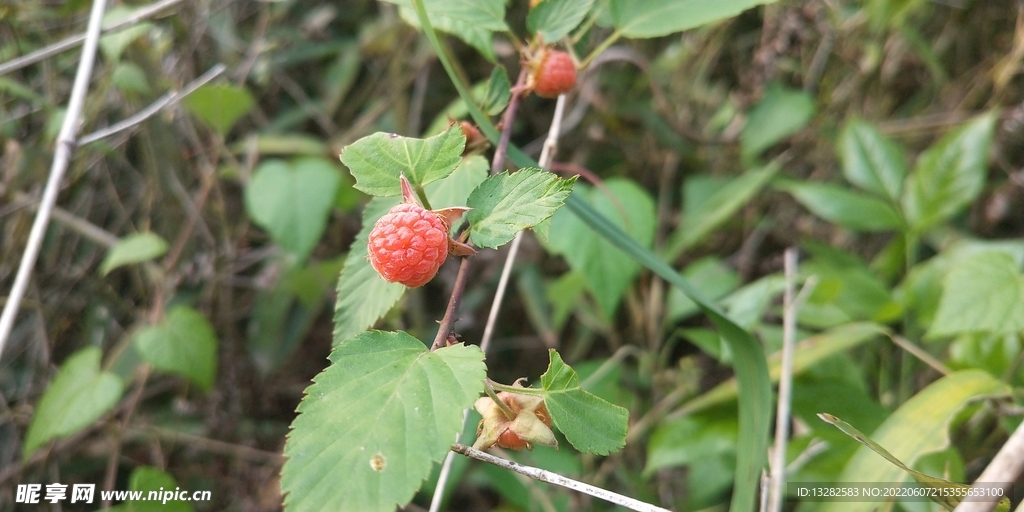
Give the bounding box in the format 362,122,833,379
451,443,672,512
491,69,528,175
483,381,517,420
430,256,473,350
0,0,108,360
487,380,546,396
768,248,799,512
578,30,622,70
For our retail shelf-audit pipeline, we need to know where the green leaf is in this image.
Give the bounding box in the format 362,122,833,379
100,232,168,275
183,84,255,136
111,62,152,95
245,158,342,261
608,0,779,38
820,414,1010,512
817,370,1010,512
780,182,905,232
124,467,195,512
666,163,778,259
928,251,1024,338
646,409,738,475
424,155,488,209
23,347,124,457
134,306,218,392
545,179,655,319
665,257,741,323
741,84,815,160
527,0,595,43
483,66,511,116
409,4,773,509
902,112,997,232
341,126,466,196
99,7,152,62
466,169,576,248
838,118,907,201
540,350,628,455
281,332,486,512
388,0,507,61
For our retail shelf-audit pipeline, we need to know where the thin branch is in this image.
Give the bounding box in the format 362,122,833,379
0,0,109,361
430,257,473,350
9,191,120,247
452,443,672,512
490,70,528,175
953,418,1024,512
768,248,799,512
0,0,183,77
79,63,227,146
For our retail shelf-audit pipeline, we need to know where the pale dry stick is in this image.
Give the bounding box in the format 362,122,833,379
78,63,227,146
10,192,120,247
428,94,569,512
768,248,799,512
0,0,183,76
953,418,1024,512
452,443,672,512
0,0,109,361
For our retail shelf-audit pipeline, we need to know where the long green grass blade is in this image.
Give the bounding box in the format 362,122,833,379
408,2,771,509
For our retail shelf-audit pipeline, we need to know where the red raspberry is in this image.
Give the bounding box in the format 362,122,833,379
532,50,576,98
368,203,449,287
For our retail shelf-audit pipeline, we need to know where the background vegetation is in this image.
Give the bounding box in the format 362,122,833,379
1,0,1022,510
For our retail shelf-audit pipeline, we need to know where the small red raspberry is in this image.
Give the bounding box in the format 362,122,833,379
368,203,449,287
532,50,576,98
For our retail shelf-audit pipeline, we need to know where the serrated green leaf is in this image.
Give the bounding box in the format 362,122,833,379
667,163,778,259
608,0,778,38
527,0,595,43
341,127,465,196
540,350,627,455
741,84,815,160
839,118,907,201
818,370,1011,512
902,112,997,232
183,84,255,136
134,306,218,392
928,251,1024,338
124,467,195,512
23,347,124,457
245,158,342,261
281,332,486,512
100,232,168,275
781,182,905,232
545,179,655,319
483,66,511,116
466,169,575,248
388,0,507,61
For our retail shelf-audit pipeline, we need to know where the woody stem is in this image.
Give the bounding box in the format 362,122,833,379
429,256,472,350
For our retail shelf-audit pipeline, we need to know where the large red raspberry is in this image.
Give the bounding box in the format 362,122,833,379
368,203,449,287
532,49,576,98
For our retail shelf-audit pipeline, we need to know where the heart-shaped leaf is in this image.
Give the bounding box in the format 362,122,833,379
245,157,342,261
183,84,255,136
545,179,655,319
134,306,218,392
